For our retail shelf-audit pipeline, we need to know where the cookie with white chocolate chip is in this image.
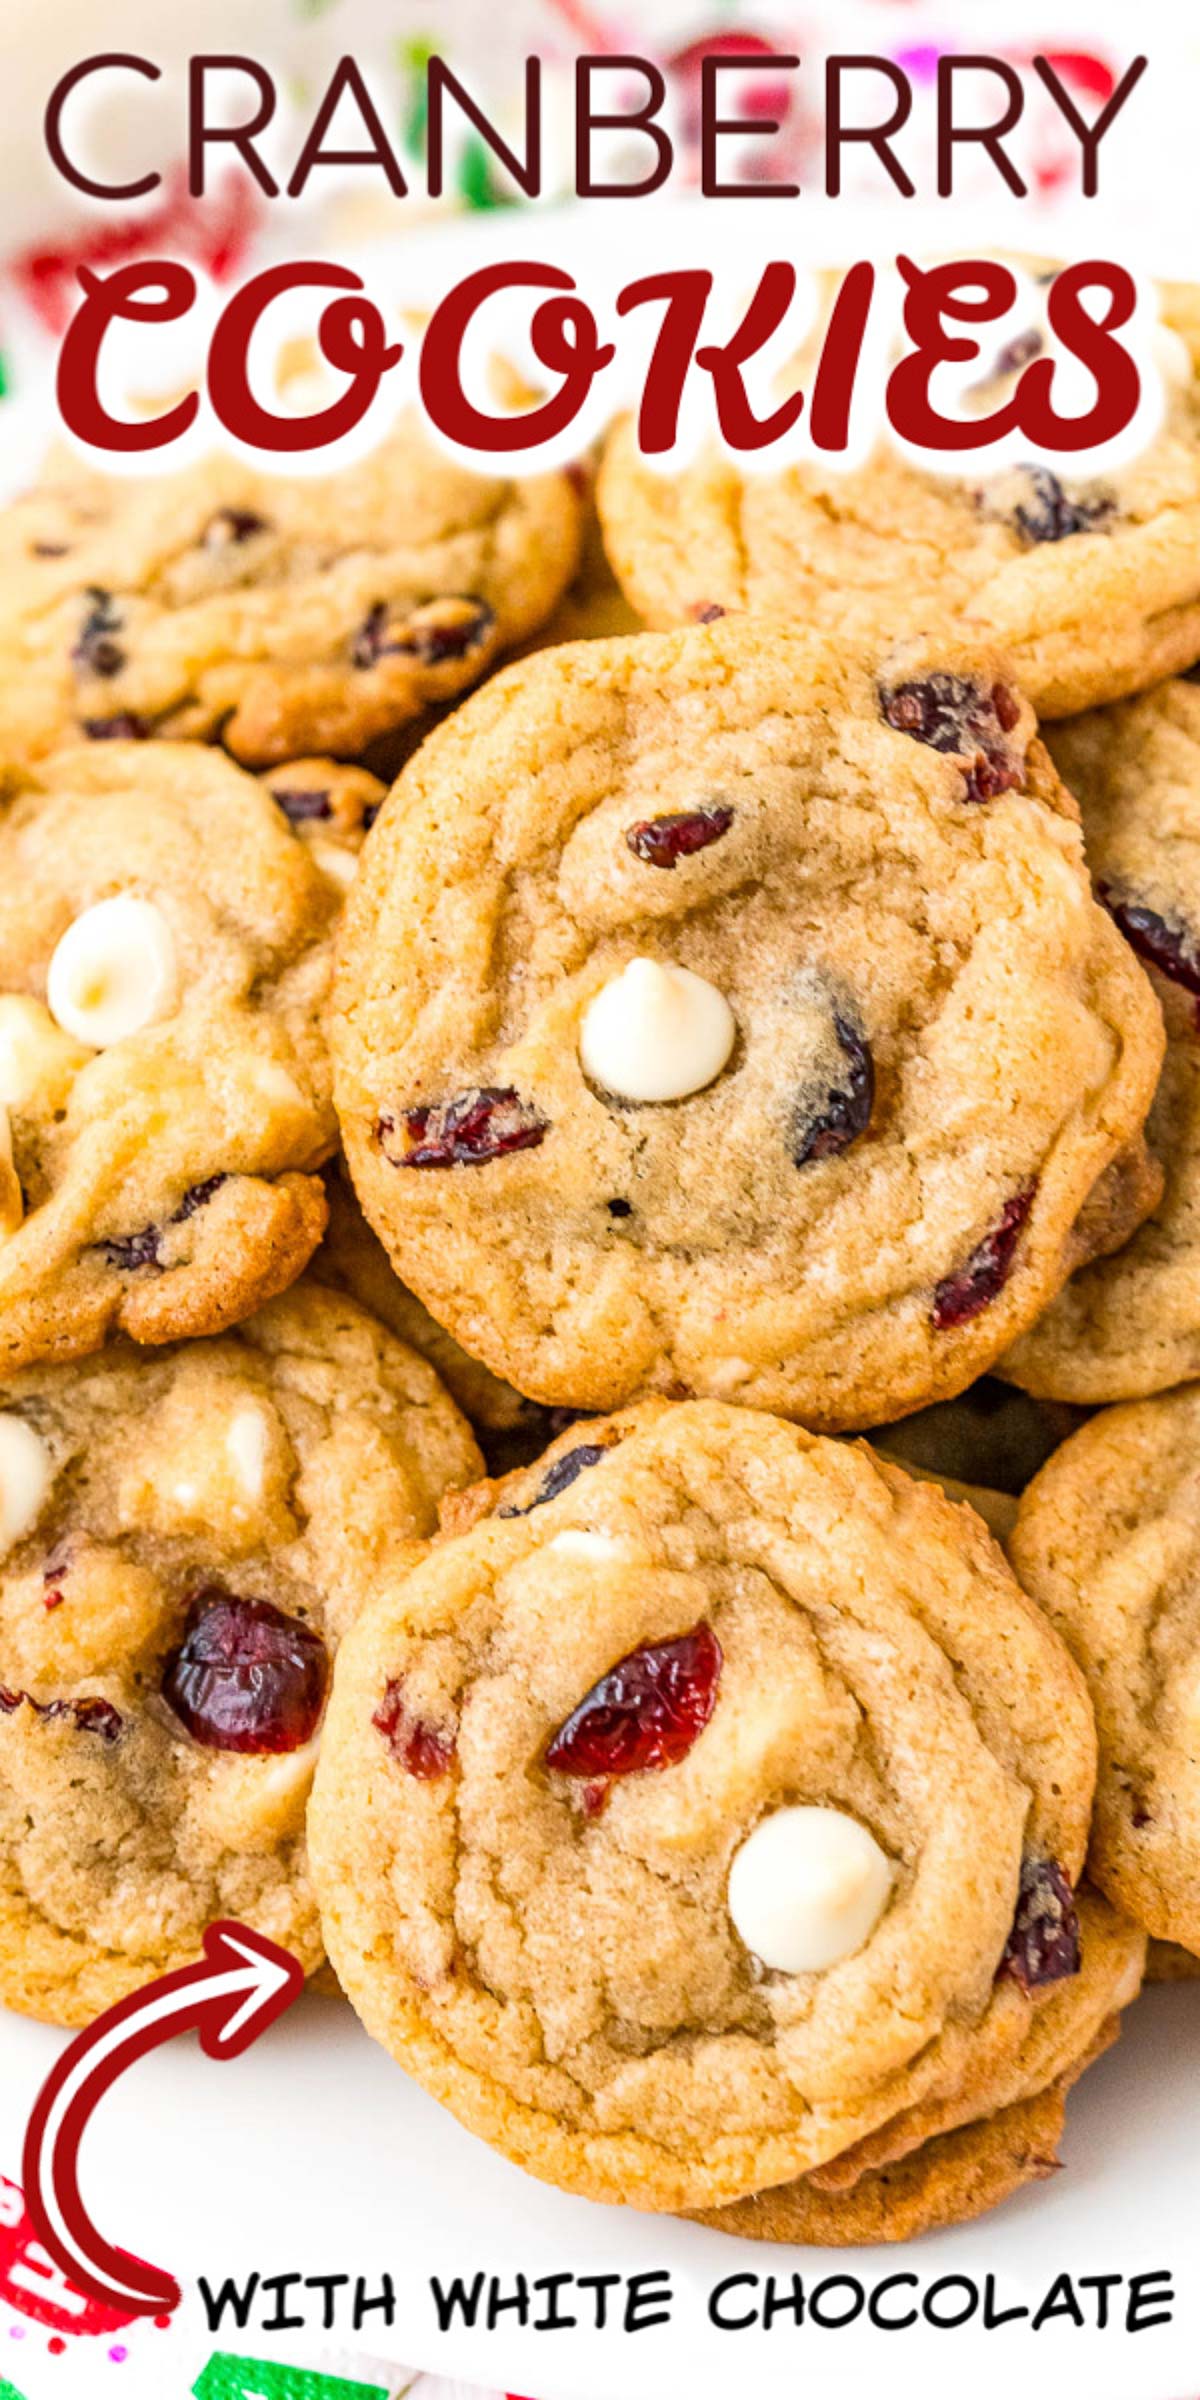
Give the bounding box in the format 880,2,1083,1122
311,1399,1099,2215
1011,1384,1200,1961
0,1279,481,2024
0,427,584,767
331,616,1164,1429
0,741,340,1370
598,275,1200,718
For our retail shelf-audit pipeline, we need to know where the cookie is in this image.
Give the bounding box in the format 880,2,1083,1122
0,428,584,767
0,741,343,1370
318,1166,548,1443
1011,1386,1200,1956
0,1280,481,2024
1005,680,1200,1401
597,280,1200,718
331,615,1163,1428
311,1400,1097,2213
695,2014,1121,2246
868,1461,1019,1547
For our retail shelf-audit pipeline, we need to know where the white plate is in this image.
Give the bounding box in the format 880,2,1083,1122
0,1975,1198,2399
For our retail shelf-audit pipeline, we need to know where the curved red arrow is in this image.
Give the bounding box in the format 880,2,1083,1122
22,1921,304,2319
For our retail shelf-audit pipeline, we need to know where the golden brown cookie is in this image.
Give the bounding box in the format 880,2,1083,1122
318,1166,549,1444
311,1400,1097,2212
0,428,583,766
0,742,340,1369
0,1280,481,2024
331,616,1163,1428
1011,1386,1200,1955
695,2016,1120,2246
1006,680,1200,1400
597,280,1200,719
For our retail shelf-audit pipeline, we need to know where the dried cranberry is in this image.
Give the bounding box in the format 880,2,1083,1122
83,713,150,741
793,1014,874,1166
373,1679,456,1778
42,1542,70,1613
162,1589,328,1754
882,674,1024,805
1011,467,1111,546
625,805,734,870
352,595,495,669
174,1172,229,1223
1097,886,1200,1004
271,787,332,826
380,1087,549,1170
1000,1856,1081,1993
690,602,727,623
932,1185,1036,1331
203,508,269,546
498,1441,611,1519
32,540,69,558
0,1687,122,1743
72,588,125,679
99,1176,227,1272
362,801,381,832
545,1621,723,1779
99,1225,163,1273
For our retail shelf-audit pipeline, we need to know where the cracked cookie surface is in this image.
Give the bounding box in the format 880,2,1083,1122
0,1280,481,2023
0,741,344,1369
1006,680,1200,1400
331,616,1163,1427
598,283,1200,718
0,428,583,766
1012,1386,1200,1959
311,1399,1097,2212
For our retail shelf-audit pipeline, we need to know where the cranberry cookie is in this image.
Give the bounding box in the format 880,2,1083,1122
311,1400,1098,2212
1011,1387,1200,1959
331,617,1163,1428
0,742,339,1369
0,1280,481,2023
598,284,1200,719
1006,680,1200,1400
0,429,583,767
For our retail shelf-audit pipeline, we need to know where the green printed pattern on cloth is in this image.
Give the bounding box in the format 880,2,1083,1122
193,2355,388,2400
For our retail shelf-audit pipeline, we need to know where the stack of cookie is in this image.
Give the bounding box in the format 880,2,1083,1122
1,276,1199,2248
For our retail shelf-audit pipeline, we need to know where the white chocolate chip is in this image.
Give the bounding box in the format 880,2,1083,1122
580,958,736,1103
727,1805,893,1974
250,1058,308,1111
47,896,178,1049
0,995,89,1112
0,1415,54,1560
226,1405,270,1504
547,1529,626,1561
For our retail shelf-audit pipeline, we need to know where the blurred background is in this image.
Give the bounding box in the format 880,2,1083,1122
0,0,1189,436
